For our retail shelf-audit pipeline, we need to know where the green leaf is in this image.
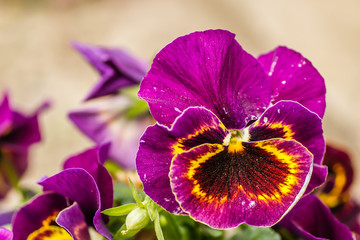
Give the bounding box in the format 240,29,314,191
129,178,143,206
231,224,281,240
113,181,134,205
114,224,140,240
102,203,137,216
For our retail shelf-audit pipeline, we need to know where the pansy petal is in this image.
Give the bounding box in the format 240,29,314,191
12,192,69,240
0,93,12,136
0,227,12,240
258,47,326,118
68,95,152,169
63,144,113,211
38,169,99,225
249,101,325,165
72,42,147,100
305,163,328,194
56,203,90,240
279,195,353,240
170,139,313,228
139,29,271,129
137,107,228,214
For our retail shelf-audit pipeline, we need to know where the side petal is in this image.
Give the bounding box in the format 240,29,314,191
258,46,326,118
137,107,228,214
169,139,313,228
279,195,353,240
0,93,12,136
72,42,148,100
249,101,325,166
12,192,69,240
56,203,91,240
139,29,271,129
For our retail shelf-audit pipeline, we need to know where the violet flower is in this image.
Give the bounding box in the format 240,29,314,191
318,145,360,237
136,30,327,228
12,144,113,239
0,93,48,199
278,194,353,240
69,42,151,169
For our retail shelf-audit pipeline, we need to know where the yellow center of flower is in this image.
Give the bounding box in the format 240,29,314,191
27,210,72,240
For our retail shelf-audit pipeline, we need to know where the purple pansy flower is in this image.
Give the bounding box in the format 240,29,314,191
12,144,113,239
278,195,353,240
0,92,48,199
69,42,151,169
136,30,326,228
318,145,360,237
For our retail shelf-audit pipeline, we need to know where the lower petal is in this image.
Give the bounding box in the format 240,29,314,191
169,139,313,228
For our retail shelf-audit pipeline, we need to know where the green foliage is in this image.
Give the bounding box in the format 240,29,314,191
231,224,281,240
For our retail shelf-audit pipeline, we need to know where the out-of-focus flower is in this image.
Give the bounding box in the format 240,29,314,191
318,145,360,237
0,93,48,199
12,144,114,239
0,227,12,240
69,42,151,169
137,29,326,228
278,194,353,240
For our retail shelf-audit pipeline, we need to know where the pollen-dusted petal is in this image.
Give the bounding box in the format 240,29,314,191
258,46,326,118
139,29,271,129
137,107,228,214
12,192,70,240
57,203,91,240
169,139,313,228
248,101,325,193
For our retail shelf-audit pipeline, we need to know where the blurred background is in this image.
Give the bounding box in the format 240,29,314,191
0,0,359,205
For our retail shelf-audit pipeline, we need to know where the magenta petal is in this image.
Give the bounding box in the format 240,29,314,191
170,139,313,228
0,227,12,240
38,169,99,224
0,93,12,136
249,101,325,166
258,46,326,118
57,203,91,240
139,29,271,129
68,95,151,169
137,107,227,214
12,192,68,240
279,195,353,240
304,164,328,194
63,144,113,211
72,42,147,100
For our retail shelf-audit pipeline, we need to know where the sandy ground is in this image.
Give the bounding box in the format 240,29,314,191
0,0,359,206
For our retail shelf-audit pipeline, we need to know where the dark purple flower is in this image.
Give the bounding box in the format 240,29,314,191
0,93,49,199
136,30,326,228
12,144,113,239
69,42,151,169
318,145,360,237
278,194,353,240
0,227,12,240
72,42,148,101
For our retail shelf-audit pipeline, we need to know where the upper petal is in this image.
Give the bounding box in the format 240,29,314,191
139,29,271,129
72,42,148,100
258,46,326,118
169,139,313,228
0,227,12,240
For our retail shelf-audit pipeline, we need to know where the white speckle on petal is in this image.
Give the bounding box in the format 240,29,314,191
174,107,182,113
223,107,228,114
140,140,145,143
263,117,268,123
277,109,281,114
249,201,255,208
281,80,286,84
153,87,157,90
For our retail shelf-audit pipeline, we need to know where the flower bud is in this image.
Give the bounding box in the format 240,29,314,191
125,207,150,231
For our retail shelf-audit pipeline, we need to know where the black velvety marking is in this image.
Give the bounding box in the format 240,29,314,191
192,143,291,201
